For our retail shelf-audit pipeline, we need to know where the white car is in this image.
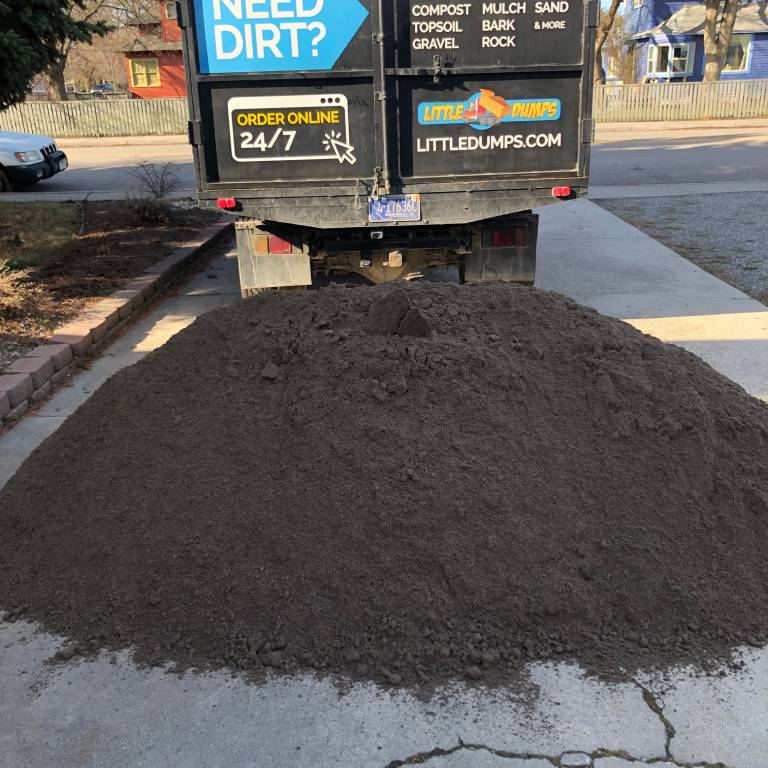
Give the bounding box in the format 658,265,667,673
0,130,68,192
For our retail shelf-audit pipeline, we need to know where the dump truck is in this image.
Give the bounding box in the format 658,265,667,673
179,0,596,294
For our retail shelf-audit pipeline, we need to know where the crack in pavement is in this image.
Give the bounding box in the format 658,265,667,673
631,679,733,768
383,681,735,768
385,742,733,768
384,739,558,767
633,679,677,761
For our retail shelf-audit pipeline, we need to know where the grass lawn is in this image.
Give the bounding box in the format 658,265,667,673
596,193,768,307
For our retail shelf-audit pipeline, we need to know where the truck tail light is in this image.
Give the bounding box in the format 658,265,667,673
216,197,236,209
267,235,293,254
551,186,572,198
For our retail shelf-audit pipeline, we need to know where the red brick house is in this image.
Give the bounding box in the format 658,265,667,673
123,0,187,98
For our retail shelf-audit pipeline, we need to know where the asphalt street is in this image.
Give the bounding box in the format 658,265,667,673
590,125,768,186
3,124,768,200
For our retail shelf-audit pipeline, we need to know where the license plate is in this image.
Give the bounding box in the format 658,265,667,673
59,157,68,171
368,194,421,223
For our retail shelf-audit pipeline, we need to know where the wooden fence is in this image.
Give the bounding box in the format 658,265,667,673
0,98,188,138
1,80,767,137
593,79,768,122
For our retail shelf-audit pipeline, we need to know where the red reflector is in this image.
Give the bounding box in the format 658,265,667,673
216,197,236,209
551,186,572,198
267,235,292,254
492,228,518,247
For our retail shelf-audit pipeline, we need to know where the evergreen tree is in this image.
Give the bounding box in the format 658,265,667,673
0,0,108,109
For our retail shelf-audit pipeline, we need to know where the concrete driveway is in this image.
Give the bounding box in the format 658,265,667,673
1,200,767,768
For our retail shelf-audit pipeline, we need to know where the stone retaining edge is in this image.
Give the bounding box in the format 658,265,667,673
0,221,233,425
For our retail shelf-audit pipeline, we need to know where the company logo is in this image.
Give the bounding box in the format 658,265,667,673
418,89,561,131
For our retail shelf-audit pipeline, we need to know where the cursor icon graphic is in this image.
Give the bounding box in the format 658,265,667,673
325,134,357,165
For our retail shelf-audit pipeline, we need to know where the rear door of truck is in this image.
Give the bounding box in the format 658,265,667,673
182,0,595,226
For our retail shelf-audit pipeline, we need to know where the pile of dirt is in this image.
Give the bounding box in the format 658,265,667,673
1,282,768,688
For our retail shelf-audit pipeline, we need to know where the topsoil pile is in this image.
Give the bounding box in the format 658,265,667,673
2,282,768,688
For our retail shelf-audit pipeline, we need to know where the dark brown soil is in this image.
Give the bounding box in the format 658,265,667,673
1,282,768,689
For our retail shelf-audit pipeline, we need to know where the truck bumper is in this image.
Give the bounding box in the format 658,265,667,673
199,184,586,230
5,152,68,187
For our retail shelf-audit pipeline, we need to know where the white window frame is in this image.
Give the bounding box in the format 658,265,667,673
165,0,178,19
647,42,694,78
633,0,643,8
722,34,752,74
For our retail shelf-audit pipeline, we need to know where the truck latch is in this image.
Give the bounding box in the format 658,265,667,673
372,167,390,197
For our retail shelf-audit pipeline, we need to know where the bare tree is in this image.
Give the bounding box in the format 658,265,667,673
594,0,625,84
66,23,132,90
602,14,636,83
106,0,158,25
703,0,741,81
47,0,112,100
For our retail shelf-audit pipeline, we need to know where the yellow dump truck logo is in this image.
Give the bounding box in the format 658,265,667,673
418,89,561,131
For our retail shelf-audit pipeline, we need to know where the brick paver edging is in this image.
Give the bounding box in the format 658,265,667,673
0,221,233,424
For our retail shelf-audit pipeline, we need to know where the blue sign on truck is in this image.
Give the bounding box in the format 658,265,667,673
194,0,370,73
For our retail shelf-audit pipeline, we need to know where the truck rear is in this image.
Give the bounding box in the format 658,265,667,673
179,0,596,293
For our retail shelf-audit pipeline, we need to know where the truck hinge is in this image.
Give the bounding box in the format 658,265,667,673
177,0,191,28
374,92,387,101
582,118,594,143
188,120,201,146
432,54,444,83
587,0,599,28
372,32,387,44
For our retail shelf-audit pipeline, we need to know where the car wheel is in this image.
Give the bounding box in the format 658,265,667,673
0,168,13,193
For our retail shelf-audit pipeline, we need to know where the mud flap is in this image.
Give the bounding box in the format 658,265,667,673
236,221,311,297
464,213,539,285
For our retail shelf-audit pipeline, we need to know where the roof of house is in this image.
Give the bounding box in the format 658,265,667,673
630,2,768,40
123,34,183,53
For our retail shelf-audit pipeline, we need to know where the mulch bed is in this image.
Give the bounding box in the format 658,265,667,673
0,201,219,371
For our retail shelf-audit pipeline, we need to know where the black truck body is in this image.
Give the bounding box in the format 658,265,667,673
179,0,596,292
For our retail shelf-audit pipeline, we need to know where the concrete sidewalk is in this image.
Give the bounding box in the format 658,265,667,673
57,134,190,148
1,201,767,768
537,199,767,401
595,117,768,134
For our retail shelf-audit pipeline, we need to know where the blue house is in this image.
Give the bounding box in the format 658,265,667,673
622,1,768,82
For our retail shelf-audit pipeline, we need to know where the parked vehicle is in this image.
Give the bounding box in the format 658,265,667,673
0,131,68,191
180,0,596,293
90,82,116,96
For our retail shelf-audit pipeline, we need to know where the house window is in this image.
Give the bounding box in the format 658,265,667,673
165,1,177,19
647,43,693,77
130,58,161,88
633,0,643,8
723,34,751,72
